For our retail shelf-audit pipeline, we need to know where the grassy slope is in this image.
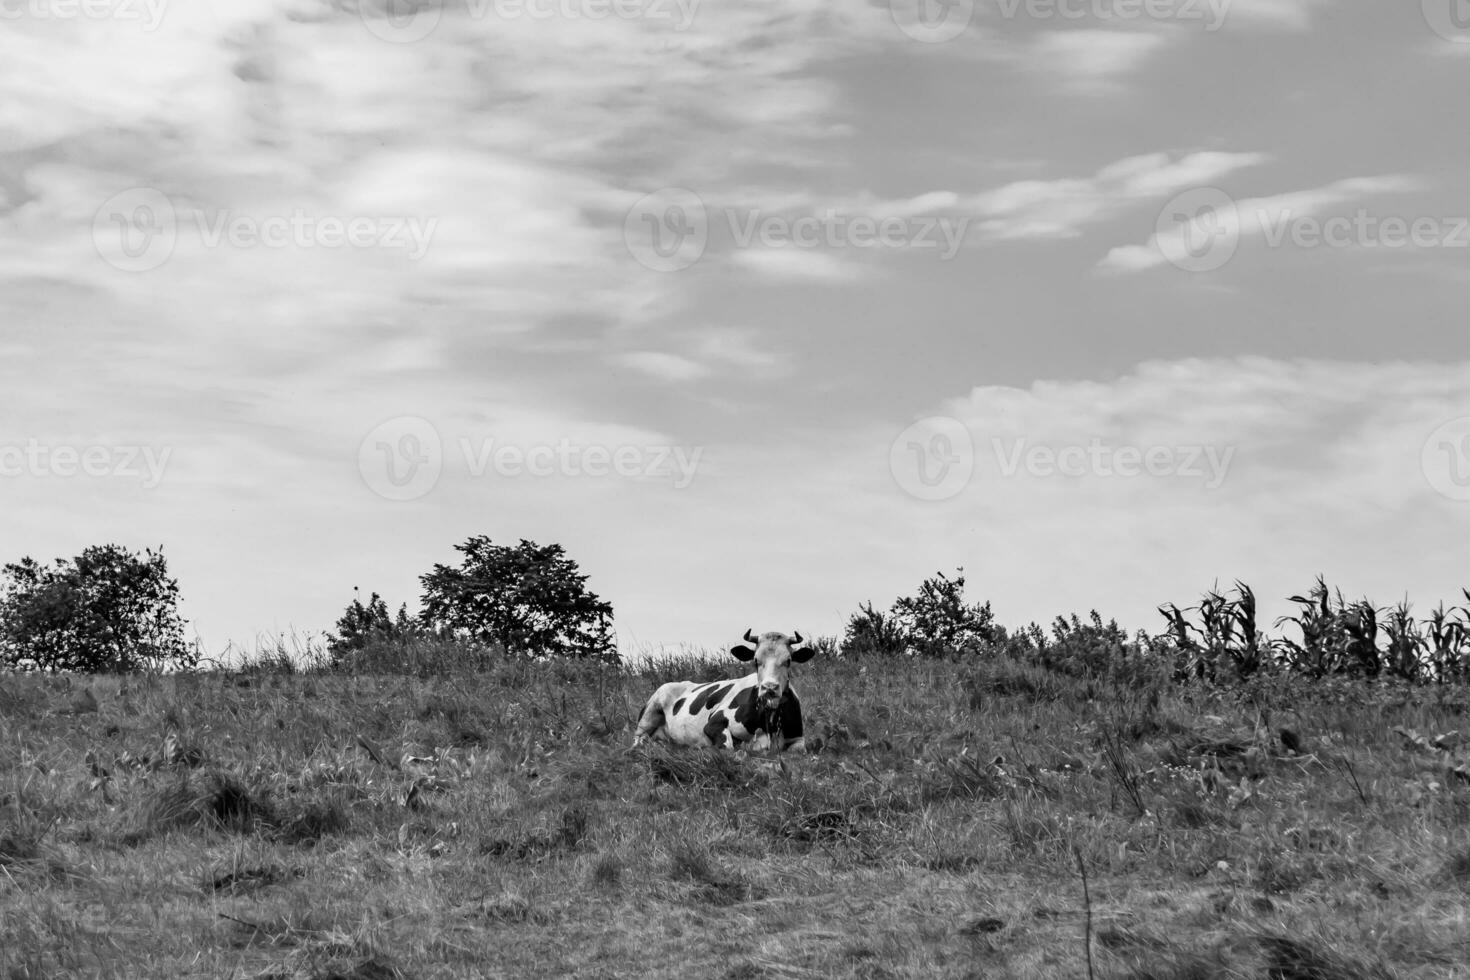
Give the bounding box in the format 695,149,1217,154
2,653,1468,980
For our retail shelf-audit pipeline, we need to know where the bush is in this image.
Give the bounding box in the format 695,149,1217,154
0,544,195,673
843,569,999,658
841,601,907,657
327,589,420,660
419,537,617,663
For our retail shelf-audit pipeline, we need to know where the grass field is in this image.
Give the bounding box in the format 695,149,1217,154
3,649,1469,979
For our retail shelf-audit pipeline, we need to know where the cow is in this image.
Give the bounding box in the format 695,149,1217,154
633,629,814,752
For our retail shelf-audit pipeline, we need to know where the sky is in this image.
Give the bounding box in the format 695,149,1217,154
2,0,1470,658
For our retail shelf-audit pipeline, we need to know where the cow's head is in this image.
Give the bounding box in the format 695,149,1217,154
730,629,814,708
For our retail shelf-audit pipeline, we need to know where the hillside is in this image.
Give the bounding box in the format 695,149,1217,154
2,652,1467,979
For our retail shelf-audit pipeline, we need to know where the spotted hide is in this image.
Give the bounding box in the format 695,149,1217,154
632,630,814,752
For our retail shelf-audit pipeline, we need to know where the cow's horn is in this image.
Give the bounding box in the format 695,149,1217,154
789,631,804,646
743,628,759,644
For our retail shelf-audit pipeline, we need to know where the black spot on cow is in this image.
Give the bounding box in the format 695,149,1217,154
672,698,686,715
703,712,730,748
686,685,711,714
729,687,804,744
690,682,734,715
731,686,776,736
778,690,804,741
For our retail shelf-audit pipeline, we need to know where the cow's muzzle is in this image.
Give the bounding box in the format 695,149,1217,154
757,685,781,708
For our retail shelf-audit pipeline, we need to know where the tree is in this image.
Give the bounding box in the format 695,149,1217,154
891,568,999,657
328,588,418,656
0,544,194,672
842,600,909,657
418,537,616,662
843,569,1000,657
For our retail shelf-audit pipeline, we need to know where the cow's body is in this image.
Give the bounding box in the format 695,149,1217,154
633,630,812,752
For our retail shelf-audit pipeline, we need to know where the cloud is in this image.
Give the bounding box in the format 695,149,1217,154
729,247,861,282
615,351,711,383
1026,29,1168,88
1097,174,1424,274
602,357,1470,649
1221,0,1331,30
693,329,784,371
961,150,1268,240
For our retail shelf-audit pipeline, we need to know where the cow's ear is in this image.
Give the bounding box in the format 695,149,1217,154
730,644,756,661
790,644,816,664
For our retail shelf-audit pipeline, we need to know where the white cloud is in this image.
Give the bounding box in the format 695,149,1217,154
694,329,783,371
1027,29,1167,87
1222,0,1331,30
616,351,711,383
597,357,1470,649
729,247,861,281
962,150,1267,240
1097,174,1423,274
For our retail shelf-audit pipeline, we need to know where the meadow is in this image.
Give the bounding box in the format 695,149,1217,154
2,646,1468,979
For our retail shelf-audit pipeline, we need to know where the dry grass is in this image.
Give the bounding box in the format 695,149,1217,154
1,655,1468,978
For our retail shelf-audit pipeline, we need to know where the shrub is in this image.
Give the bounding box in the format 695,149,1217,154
843,569,999,658
0,544,195,673
841,601,907,657
419,536,617,663
328,589,420,657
